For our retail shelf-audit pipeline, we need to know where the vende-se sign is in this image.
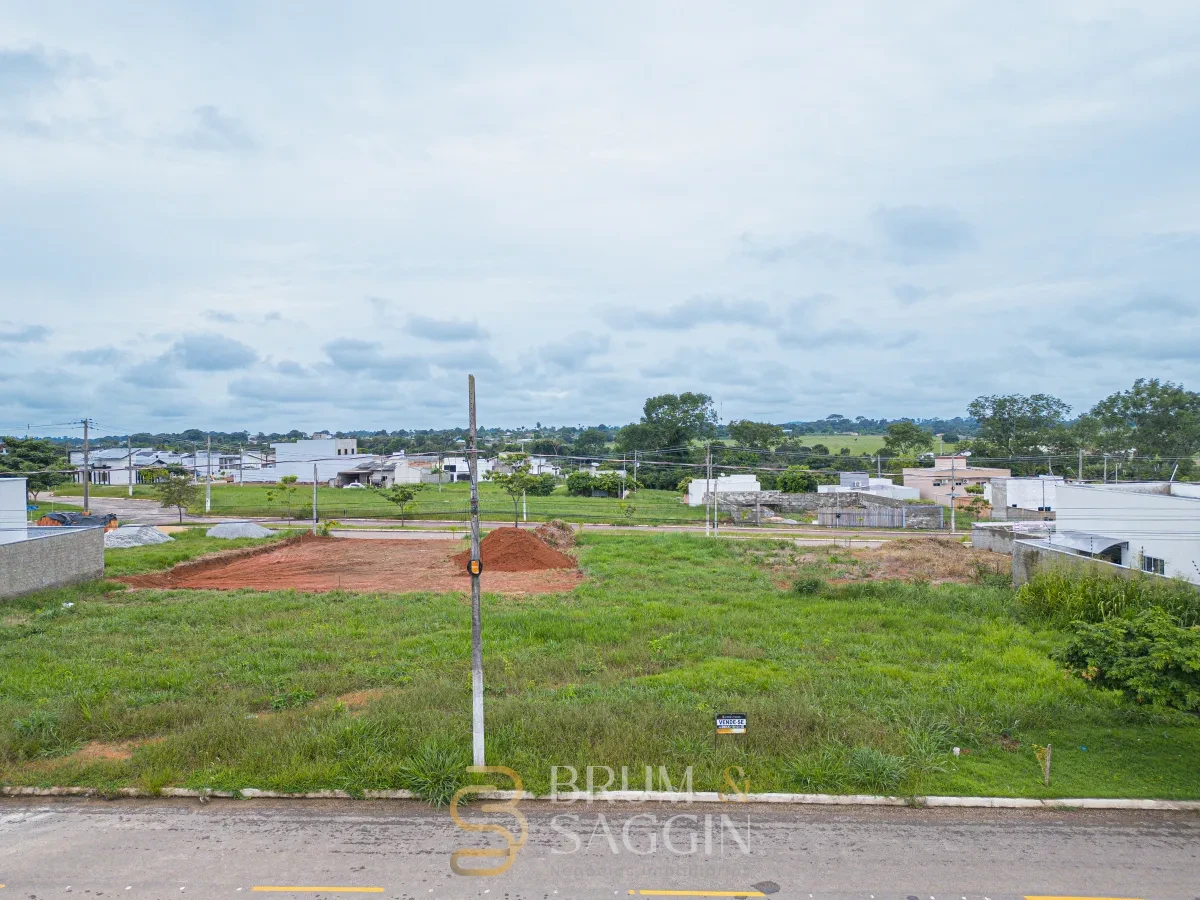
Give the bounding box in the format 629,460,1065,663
715,713,746,735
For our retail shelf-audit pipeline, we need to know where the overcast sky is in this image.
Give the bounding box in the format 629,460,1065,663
1,2,1198,436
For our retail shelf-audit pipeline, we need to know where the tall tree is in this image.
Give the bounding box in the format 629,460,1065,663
966,393,1071,458
728,420,785,449
617,392,718,451
882,422,934,457
1083,378,1200,459
0,437,69,501
571,428,610,458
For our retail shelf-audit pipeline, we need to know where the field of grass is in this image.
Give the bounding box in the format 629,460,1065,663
53,482,712,526
2,531,1196,799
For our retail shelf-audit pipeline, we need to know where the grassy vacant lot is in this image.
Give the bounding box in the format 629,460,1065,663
54,482,710,526
1,532,1196,799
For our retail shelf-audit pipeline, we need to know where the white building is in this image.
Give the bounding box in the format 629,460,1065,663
0,477,26,546
687,473,760,507
818,472,920,501
985,476,1063,519
440,456,495,483
1044,482,1200,584
242,438,374,484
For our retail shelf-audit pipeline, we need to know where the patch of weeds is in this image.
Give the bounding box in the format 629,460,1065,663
901,717,955,775
846,746,908,793
8,706,70,758
791,577,825,596
398,739,469,806
270,689,316,711
787,743,848,793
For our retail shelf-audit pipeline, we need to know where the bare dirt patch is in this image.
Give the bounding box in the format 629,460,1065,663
333,689,389,713
116,534,581,594
768,537,1008,585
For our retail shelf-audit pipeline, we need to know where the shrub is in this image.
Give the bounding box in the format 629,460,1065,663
525,473,558,497
776,466,818,493
565,471,594,496
1055,609,1200,711
788,744,848,792
1016,569,1200,628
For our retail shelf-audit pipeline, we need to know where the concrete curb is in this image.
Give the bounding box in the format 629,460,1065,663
3,785,1198,810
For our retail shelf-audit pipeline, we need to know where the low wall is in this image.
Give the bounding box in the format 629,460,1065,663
0,526,105,599
972,523,1015,554
1012,539,1157,587
715,490,944,528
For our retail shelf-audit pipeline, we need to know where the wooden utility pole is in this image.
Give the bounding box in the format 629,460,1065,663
949,455,956,534
1078,448,1084,482
468,374,485,766
82,417,90,514
312,463,319,534
127,434,133,498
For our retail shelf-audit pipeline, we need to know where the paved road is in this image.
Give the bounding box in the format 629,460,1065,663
1,799,1196,898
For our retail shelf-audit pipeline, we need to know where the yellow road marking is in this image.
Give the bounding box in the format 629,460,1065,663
251,889,384,894
629,892,766,898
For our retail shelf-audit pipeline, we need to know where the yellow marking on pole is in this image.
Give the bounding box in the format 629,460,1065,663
251,888,384,894
630,892,766,898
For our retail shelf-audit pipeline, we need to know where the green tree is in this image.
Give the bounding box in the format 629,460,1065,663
374,483,422,526
882,421,934,457
966,393,1071,458
617,392,718,451
777,466,818,493
727,420,785,449
488,455,539,527
1083,378,1200,460
572,428,610,458
266,474,300,519
0,436,69,501
155,474,201,524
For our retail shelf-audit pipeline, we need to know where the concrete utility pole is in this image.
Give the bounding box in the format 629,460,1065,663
704,442,711,537
949,454,956,534
127,434,133,498
633,449,639,490
205,434,212,513
82,417,90,514
312,463,319,534
1078,448,1084,482
467,374,485,767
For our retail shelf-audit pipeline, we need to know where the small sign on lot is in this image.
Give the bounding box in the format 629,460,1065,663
716,713,747,735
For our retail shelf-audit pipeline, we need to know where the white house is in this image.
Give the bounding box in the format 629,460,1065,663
1045,482,1200,584
440,455,495,483
818,472,920,501
242,438,374,484
687,473,760,507
985,476,1063,519
0,476,27,546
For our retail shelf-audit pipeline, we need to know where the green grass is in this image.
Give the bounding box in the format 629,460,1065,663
54,483,710,527
1,533,1196,799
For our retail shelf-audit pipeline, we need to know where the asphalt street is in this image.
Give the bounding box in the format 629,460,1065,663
1,799,1196,900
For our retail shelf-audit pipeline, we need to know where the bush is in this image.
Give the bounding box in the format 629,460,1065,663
846,746,908,793
1016,569,1200,628
777,466,818,493
1056,609,1200,711
525,473,558,497
565,471,594,496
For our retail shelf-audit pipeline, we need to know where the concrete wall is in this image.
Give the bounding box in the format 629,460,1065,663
1011,538,1175,588
687,475,761,507
988,477,1062,514
0,526,105,598
716,490,944,528
1056,483,1200,584
0,477,27,547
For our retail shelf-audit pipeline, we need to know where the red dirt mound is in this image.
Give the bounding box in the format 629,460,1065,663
453,527,576,572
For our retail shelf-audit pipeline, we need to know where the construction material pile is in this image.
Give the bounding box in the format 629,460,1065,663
206,522,276,539
105,525,174,549
453,527,576,572
533,519,576,550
